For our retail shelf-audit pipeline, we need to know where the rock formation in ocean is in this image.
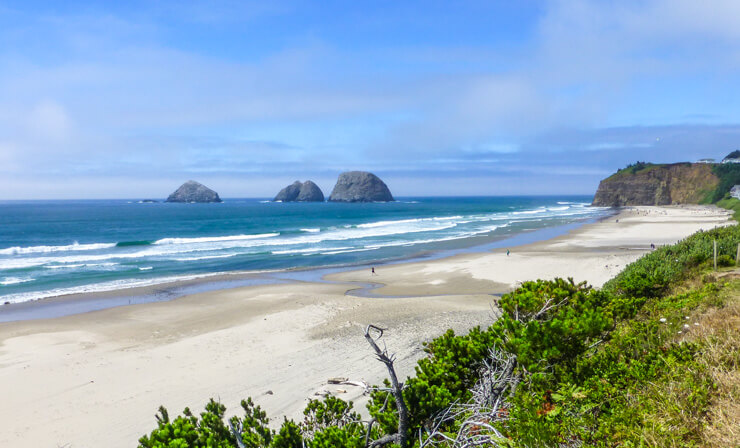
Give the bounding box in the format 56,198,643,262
166,180,222,203
592,163,719,206
328,171,394,202
296,181,324,201
273,180,325,202
273,181,302,202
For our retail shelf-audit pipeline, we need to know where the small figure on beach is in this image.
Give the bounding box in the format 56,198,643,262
650,243,655,249
506,249,510,256
371,267,376,275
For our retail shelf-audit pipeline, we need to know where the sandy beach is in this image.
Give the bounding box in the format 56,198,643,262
0,205,732,448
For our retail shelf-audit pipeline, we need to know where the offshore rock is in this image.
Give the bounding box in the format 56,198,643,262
328,171,394,202
296,181,325,202
273,180,325,202
273,181,302,202
166,180,222,203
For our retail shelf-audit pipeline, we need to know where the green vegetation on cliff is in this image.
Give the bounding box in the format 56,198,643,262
711,163,740,203
610,161,662,178
139,227,740,448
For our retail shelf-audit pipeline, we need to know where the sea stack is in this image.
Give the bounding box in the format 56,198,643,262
328,171,394,202
166,180,222,203
273,180,325,202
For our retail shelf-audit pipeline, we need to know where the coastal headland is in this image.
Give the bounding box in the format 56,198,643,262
0,205,732,448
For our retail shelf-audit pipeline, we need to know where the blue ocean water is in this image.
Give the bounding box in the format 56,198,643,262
0,196,606,304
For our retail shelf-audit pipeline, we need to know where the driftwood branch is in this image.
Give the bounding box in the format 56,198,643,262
364,324,410,448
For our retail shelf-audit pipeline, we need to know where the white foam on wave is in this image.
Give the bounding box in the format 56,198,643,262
0,251,166,270
44,262,120,270
139,266,153,271
1,276,34,286
356,218,421,229
170,253,240,262
154,233,280,245
272,246,351,255
356,216,462,229
301,228,320,233
320,247,380,255
512,208,546,215
0,242,116,255
0,272,230,304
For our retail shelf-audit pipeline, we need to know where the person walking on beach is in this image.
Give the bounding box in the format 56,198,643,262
506,249,510,256
371,267,376,275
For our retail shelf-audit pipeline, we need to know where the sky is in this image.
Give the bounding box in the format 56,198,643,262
1,0,740,199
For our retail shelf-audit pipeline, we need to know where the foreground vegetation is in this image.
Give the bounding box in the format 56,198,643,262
139,225,740,447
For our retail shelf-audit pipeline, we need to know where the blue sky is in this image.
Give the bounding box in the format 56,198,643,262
1,0,739,199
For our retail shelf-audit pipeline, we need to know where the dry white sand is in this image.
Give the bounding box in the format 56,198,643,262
0,205,732,448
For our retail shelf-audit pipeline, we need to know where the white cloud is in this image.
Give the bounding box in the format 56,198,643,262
24,100,72,142
0,1,739,198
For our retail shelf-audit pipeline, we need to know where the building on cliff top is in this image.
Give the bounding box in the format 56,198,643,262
722,150,740,163
731,185,740,199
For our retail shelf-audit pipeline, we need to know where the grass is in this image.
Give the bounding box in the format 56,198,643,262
716,197,740,221
689,275,740,447
599,271,740,447
501,248,740,446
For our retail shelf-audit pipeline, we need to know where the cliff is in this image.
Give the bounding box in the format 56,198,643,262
592,163,719,206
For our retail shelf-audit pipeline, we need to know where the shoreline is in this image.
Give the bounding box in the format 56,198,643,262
0,205,732,448
0,214,611,323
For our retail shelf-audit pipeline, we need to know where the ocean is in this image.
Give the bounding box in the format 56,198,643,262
0,196,607,305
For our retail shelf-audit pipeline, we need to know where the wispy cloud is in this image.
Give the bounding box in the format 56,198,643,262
0,1,738,198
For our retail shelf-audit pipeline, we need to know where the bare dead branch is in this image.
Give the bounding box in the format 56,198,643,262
365,392,392,448
420,347,518,448
228,420,247,448
364,324,410,448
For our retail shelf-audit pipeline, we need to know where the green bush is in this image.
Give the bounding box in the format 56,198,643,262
492,278,614,377
138,400,234,448
604,225,740,298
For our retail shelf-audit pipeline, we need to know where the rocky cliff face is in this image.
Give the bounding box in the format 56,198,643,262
166,180,222,203
592,163,719,206
273,180,324,202
328,171,394,202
